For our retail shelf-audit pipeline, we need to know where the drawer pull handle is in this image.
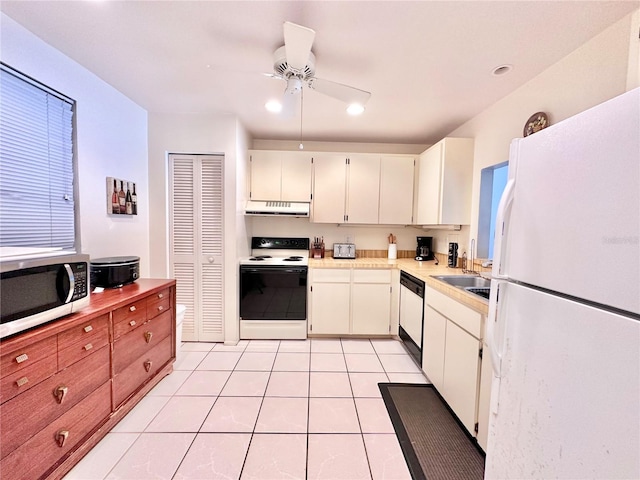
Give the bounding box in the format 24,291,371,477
16,377,28,387
84,343,93,351
56,430,69,448
129,320,136,327
158,293,164,299
143,360,152,372
15,353,28,364
144,331,153,343
157,305,164,312
84,325,93,333
129,306,136,312
54,385,69,404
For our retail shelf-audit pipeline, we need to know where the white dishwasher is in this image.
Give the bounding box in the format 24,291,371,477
399,270,425,365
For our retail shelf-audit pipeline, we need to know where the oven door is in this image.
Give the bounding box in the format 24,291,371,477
240,266,307,320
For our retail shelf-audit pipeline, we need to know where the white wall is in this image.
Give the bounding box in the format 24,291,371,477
448,9,638,256
0,14,150,274
147,112,250,343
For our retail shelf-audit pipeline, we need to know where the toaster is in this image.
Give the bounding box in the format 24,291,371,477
333,243,356,259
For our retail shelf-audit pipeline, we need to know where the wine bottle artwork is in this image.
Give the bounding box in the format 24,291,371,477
106,177,138,216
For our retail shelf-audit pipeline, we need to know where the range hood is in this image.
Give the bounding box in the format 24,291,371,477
245,200,310,217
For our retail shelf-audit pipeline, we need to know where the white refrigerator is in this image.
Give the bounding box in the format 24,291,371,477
485,88,640,479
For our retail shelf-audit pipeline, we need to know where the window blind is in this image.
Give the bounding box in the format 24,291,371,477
0,65,76,249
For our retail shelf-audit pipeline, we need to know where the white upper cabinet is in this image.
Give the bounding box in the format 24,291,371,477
249,150,312,202
346,155,380,224
310,154,348,223
312,153,415,224
415,137,474,225
379,156,415,224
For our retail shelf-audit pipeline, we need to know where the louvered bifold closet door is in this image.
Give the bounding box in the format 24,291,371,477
169,154,224,342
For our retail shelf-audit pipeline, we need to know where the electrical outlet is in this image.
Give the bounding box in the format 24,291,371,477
346,235,352,243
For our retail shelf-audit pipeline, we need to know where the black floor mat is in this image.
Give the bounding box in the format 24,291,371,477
379,383,485,480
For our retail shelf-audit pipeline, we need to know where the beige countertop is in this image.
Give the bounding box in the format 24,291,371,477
308,257,489,315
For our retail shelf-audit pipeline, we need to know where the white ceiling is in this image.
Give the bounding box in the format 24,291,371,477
1,1,636,145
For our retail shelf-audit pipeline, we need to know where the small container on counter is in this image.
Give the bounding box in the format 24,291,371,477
311,236,325,258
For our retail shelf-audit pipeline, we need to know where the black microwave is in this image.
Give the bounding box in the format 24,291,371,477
0,253,90,338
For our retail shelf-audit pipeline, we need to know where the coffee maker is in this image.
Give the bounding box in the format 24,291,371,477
415,236,434,261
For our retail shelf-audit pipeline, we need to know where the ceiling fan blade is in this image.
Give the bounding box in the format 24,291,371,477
307,77,371,106
283,21,315,72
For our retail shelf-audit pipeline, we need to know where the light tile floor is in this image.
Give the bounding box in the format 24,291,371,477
64,338,428,480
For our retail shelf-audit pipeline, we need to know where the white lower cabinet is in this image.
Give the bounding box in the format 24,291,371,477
310,268,392,335
423,286,485,441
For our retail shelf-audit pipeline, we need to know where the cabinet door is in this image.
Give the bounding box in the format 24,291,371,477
312,155,347,223
442,320,481,434
379,156,414,224
351,283,391,334
439,138,474,225
476,338,492,451
310,283,350,334
422,304,446,390
346,155,380,224
281,154,312,202
249,151,282,201
415,142,442,225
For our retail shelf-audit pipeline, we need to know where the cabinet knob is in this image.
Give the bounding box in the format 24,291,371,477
143,360,152,372
158,293,164,299
129,320,136,327
54,385,69,404
56,430,69,448
15,353,28,364
208,257,214,263
157,305,164,312
144,331,153,344
129,305,136,312
83,325,93,333
84,343,93,351
16,376,28,387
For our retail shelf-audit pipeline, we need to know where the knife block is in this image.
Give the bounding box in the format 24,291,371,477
311,246,325,258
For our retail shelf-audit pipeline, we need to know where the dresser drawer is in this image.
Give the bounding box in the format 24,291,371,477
112,310,172,375
58,313,110,350
147,288,171,319
113,299,148,339
0,381,111,480
58,323,110,370
113,335,172,407
0,354,57,404
0,346,110,459
0,335,57,380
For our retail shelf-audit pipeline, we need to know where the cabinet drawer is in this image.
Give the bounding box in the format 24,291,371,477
0,335,57,380
313,269,350,283
0,355,57,404
113,310,172,375
0,346,110,459
352,269,392,283
58,313,110,350
58,318,110,369
426,287,483,338
147,288,171,320
113,299,148,339
0,381,111,480
113,335,172,407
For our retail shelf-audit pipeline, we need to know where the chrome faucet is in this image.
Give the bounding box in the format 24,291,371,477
463,239,476,274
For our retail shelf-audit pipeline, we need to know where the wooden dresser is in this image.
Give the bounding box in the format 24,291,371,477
0,279,176,480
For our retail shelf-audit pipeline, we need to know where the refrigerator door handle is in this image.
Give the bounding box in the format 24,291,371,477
487,278,507,414
492,178,515,280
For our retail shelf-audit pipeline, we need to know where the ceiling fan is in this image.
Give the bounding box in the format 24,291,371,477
267,21,371,116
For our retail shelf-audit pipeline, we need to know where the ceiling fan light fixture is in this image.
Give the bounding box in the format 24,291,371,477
347,103,365,115
285,76,303,96
265,100,283,113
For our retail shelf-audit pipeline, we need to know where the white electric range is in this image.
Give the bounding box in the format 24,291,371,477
239,237,309,339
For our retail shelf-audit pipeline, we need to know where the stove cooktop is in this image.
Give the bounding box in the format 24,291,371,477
240,237,310,266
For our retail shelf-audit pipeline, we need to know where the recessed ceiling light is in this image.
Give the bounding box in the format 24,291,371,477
492,64,513,76
346,103,365,115
265,100,282,113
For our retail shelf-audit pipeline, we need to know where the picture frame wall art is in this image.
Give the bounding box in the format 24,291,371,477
107,177,138,215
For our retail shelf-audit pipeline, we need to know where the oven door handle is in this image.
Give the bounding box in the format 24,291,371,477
241,267,307,274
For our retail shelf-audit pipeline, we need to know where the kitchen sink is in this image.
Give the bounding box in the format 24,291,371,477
432,275,491,289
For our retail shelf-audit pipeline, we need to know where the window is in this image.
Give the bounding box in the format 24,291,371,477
0,63,78,251
477,162,508,259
